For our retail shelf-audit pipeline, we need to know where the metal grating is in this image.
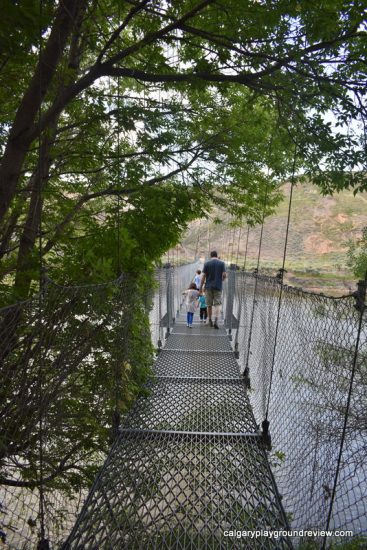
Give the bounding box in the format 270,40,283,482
171,324,228,336
63,432,291,550
165,334,233,352
121,378,258,433
154,350,241,379
63,314,291,549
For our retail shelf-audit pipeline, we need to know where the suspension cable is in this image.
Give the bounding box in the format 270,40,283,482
242,226,250,271
244,179,270,372
228,225,234,264
37,2,48,548
235,227,242,266
230,226,236,264
265,147,297,422
116,2,121,277
234,225,249,354
224,219,231,263
207,222,210,258
112,1,123,439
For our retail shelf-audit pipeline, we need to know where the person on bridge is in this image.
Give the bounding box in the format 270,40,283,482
182,282,199,328
198,291,208,323
194,269,202,289
200,251,226,329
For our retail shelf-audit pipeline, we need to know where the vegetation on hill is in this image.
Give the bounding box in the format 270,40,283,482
178,182,367,294
347,226,367,280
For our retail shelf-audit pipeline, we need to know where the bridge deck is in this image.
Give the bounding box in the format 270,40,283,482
63,316,291,549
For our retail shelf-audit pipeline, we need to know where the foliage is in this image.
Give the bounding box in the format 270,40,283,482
347,227,367,279
0,271,153,485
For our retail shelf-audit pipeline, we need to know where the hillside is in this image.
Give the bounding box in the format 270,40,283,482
177,182,367,295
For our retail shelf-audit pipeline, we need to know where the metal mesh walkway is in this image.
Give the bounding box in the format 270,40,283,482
63,315,291,549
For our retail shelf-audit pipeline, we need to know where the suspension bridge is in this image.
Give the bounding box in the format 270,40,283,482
0,262,366,549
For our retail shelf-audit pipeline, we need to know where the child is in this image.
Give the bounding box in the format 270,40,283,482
182,282,199,327
198,291,208,323
194,269,201,290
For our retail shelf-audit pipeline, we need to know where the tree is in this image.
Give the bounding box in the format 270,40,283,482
0,0,366,298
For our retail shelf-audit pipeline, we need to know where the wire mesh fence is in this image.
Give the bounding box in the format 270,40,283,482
150,262,200,348
0,262,199,549
228,267,367,545
0,272,153,549
2,262,365,548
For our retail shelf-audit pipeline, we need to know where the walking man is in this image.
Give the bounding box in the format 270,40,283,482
200,251,226,329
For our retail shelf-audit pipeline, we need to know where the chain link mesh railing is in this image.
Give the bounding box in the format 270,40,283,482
0,272,154,549
150,262,201,348
0,262,198,549
227,267,367,546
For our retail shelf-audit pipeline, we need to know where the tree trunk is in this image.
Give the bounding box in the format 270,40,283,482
9,1,88,297
0,211,20,261
0,0,86,225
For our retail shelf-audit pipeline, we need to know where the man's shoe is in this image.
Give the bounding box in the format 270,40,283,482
209,319,213,327
213,322,219,329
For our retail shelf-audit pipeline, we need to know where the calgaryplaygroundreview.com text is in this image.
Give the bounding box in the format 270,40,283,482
223,529,354,540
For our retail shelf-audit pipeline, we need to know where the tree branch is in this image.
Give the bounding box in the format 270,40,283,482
103,0,215,68
42,153,202,254
96,0,151,64
0,443,87,488
102,66,281,90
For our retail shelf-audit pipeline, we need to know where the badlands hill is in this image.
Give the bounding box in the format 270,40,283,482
178,182,367,295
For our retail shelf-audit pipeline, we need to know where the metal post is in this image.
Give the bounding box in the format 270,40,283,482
225,265,236,341
165,263,173,338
